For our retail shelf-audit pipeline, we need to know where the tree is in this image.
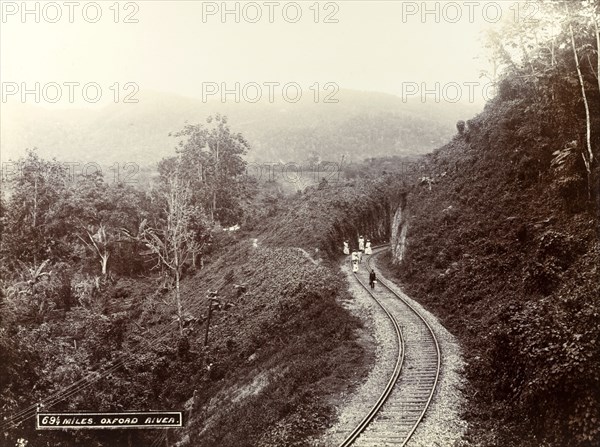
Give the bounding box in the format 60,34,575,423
171,114,250,226
482,0,598,199
566,1,597,196
77,224,111,276
6,259,57,324
139,171,206,334
1,150,69,269
56,170,114,276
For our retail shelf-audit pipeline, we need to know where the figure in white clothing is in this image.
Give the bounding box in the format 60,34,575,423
352,259,359,272
343,241,350,255
365,240,372,255
358,235,365,252
351,251,359,262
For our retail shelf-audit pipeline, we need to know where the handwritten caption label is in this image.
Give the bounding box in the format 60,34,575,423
36,412,183,429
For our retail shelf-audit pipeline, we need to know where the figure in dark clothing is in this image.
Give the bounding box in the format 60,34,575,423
369,270,377,289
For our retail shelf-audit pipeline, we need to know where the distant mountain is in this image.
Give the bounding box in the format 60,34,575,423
0,89,480,166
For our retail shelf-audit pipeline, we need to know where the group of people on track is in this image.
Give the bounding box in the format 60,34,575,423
344,235,377,289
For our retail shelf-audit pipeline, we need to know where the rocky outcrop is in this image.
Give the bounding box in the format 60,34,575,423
390,193,408,264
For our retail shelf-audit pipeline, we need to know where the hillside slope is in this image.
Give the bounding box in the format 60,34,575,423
0,172,410,447
384,80,600,446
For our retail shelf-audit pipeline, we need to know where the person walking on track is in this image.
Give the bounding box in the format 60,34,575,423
369,270,377,289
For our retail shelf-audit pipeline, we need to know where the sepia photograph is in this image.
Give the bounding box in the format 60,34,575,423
0,1,598,446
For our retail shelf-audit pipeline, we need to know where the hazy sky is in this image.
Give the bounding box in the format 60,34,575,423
0,0,514,109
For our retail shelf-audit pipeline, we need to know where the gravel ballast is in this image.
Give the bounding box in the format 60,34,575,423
371,258,468,447
314,255,467,446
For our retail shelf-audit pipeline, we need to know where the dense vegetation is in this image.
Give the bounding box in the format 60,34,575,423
382,3,600,446
0,109,408,446
255,175,407,256
2,3,598,446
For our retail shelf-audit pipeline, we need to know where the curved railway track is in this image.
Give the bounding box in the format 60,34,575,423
340,248,441,447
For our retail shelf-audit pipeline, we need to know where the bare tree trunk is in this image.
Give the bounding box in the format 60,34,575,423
33,177,38,265
550,38,556,101
32,177,38,227
594,14,600,92
175,268,183,335
568,5,594,197
212,136,220,222
519,30,537,89
204,300,213,347
100,253,109,276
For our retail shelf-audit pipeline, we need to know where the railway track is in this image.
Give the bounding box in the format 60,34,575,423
340,248,441,447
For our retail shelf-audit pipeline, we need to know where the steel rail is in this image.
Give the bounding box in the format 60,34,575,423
338,255,405,447
339,247,441,446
